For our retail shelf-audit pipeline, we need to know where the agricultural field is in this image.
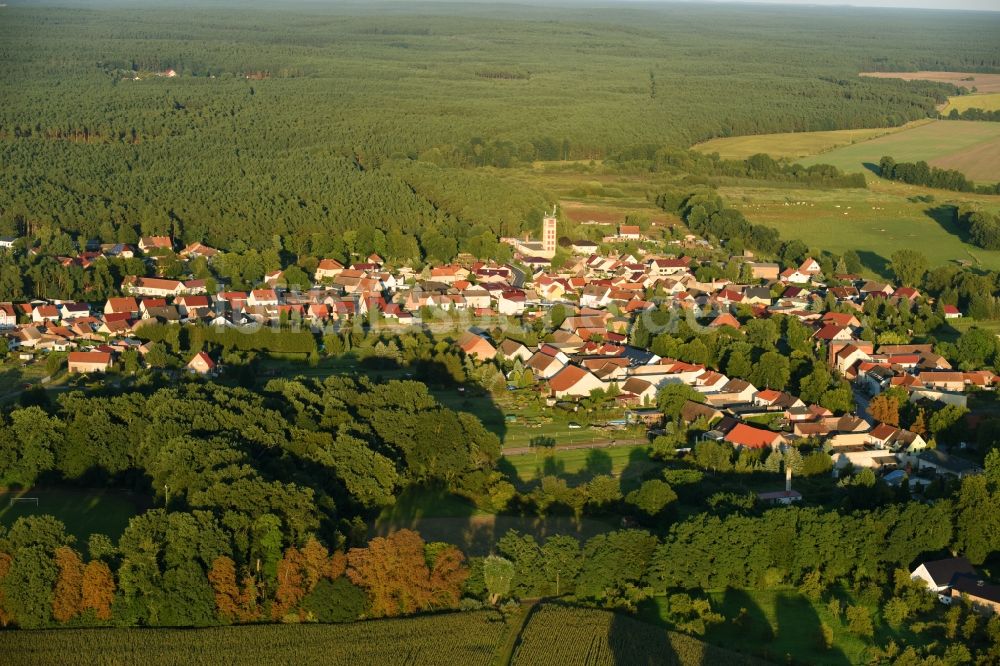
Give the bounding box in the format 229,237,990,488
0,610,511,666
941,92,1000,114
511,604,767,666
796,120,1000,184
691,122,928,161
720,181,1000,274
859,71,1000,94
0,488,141,544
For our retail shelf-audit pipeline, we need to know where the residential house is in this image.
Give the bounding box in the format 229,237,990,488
187,351,216,374
950,575,1000,614
68,350,113,373
497,290,526,316
123,277,185,297
0,303,17,328
59,303,90,320
618,225,641,240
748,262,780,281
179,242,220,260
105,297,140,318
680,400,723,425
138,236,173,253
909,450,983,479
547,364,607,399
911,558,977,594
32,305,61,323
705,378,757,407
456,331,497,361
497,339,532,363
315,259,345,281
724,423,786,449
571,240,599,255
247,289,279,307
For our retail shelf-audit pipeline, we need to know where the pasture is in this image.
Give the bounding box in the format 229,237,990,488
720,181,1000,275
796,120,1000,183
941,92,1000,114
691,122,927,161
0,488,141,542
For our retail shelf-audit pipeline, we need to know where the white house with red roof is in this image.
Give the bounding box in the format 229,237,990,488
799,257,822,276
547,364,607,398
68,350,113,373
186,351,216,375
315,259,345,281
138,236,173,252
0,303,17,328
32,304,61,323
247,289,279,307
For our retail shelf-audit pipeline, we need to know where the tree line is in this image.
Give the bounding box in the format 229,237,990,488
1,457,997,649
878,155,999,195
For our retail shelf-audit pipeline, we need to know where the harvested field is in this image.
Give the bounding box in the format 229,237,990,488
859,71,1000,93
941,92,1000,114
797,120,1000,183
690,122,928,161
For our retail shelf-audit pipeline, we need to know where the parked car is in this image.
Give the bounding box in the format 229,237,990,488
568,422,583,429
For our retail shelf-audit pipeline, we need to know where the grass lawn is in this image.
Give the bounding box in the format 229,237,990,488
502,444,658,490
0,488,142,543
720,181,1000,275
641,587,876,665
941,92,1000,114
932,317,1000,343
370,485,617,556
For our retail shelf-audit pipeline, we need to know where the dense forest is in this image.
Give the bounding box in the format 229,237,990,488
1,3,998,251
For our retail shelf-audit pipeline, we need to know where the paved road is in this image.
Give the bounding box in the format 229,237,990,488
853,387,876,426
508,264,526,288
503,437,646,456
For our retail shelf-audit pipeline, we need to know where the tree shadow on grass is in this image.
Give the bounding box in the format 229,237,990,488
855,250,890,279
702,588,850,665
862,162,881,176
924,204,969,244
775,591,850,665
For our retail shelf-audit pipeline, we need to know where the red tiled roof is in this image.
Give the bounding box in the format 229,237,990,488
724,423,781,449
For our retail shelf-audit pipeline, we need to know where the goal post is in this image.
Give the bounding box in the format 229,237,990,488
8,497,39,507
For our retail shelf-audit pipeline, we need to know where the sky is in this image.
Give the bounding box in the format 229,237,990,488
693,0,999,11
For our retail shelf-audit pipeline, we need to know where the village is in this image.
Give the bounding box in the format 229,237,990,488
0,210,993,503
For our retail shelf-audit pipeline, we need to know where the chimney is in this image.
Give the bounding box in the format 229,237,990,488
786,466,792,493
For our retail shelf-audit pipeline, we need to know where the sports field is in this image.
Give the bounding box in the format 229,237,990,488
691,122,927,161
941,92,1000,114
797,120,1000,183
